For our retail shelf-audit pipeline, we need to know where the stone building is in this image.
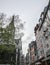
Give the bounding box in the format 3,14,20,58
26,52,30,65
34,0,50,65
29,41,37,65
20,54,25,65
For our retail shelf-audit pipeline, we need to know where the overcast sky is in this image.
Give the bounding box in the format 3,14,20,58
0,0,49,55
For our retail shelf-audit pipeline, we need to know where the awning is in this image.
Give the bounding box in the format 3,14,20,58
35,62,41,65
42,56,50,62
31,57,44,65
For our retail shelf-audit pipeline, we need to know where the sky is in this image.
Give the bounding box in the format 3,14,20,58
0,0,49,55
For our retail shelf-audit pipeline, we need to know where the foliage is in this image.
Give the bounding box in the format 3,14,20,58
0,44,16,64
0,14,16,64
0,44,16,53
14,15,24,39
0,15,15,44
0,14,24,64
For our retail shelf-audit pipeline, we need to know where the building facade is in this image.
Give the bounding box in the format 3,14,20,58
29,41,37,65
20,54,25,65
26,52,30,65
34,0,50,65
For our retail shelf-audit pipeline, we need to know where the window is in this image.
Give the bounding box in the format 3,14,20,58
40,50,44,55
45,36,48,39
46,44,49,48
47,25,50,27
